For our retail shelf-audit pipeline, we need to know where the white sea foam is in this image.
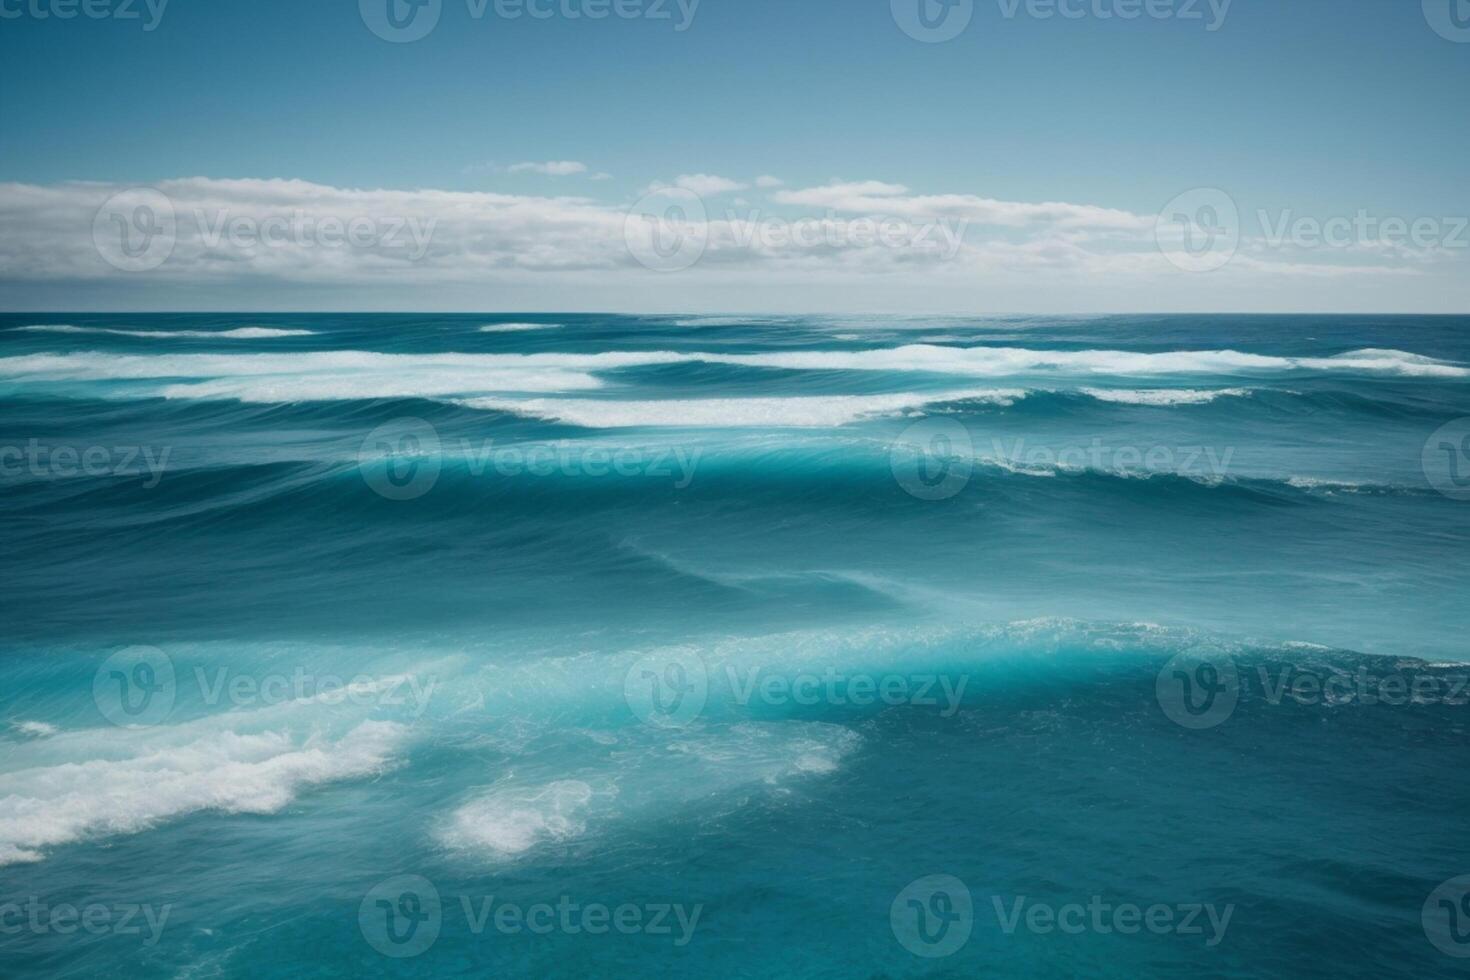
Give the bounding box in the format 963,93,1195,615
705,345,1470,378
1282,641,1335,652
0,719,407,866
479,323,562,333
670,316,791,327
1286,476,1367,492
440,724,859,862
440,780,599,857
982,455,1060,478
0,350,691,379
463,389,1026,427
157,369,604,402
17,325,316,339
667,723,861,784
1079,387,1251,406
9,721,59,739
0,345,1461,406
0,351,626,401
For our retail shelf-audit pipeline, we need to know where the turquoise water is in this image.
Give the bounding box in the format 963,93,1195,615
2,313,1469,977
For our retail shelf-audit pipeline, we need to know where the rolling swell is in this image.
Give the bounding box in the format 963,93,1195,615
5,419,1460,653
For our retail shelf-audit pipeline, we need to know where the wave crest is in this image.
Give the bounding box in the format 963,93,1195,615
17,325,316,339
0,719,407,866
462,390,1026,427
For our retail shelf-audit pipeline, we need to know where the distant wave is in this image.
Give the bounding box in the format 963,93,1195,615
0,617,1411,868
463,390,1026,427
1285,476,1373,493
670,316,794,328
479,322,562,333
17,325,316,339
0,351,615,400
1079,387,1252,406
0,344,1462,405
0,717,406,866
965,456,1425,498
705,345,1470,379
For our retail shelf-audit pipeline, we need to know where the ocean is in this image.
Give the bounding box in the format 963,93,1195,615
1,312,1468,977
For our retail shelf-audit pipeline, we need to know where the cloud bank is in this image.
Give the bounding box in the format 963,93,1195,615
0,176,1464,312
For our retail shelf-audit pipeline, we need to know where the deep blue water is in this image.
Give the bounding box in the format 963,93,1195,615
1,313,1468,978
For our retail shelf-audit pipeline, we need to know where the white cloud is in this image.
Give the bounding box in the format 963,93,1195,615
755,175,785,188
0,178,628,283
508,161,589,176
0,176,1461,313
646,174,748,197
773,181,1152,231
777,180,907,202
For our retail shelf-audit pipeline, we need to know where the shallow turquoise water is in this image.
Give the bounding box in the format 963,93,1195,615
2,313,1468,977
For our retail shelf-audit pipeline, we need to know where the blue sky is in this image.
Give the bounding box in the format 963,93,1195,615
1,0,1467,311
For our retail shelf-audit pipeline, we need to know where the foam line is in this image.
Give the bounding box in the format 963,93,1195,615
0,720,407,866
17,325,316,339
463,390,1026,427
1079,387,1252,405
